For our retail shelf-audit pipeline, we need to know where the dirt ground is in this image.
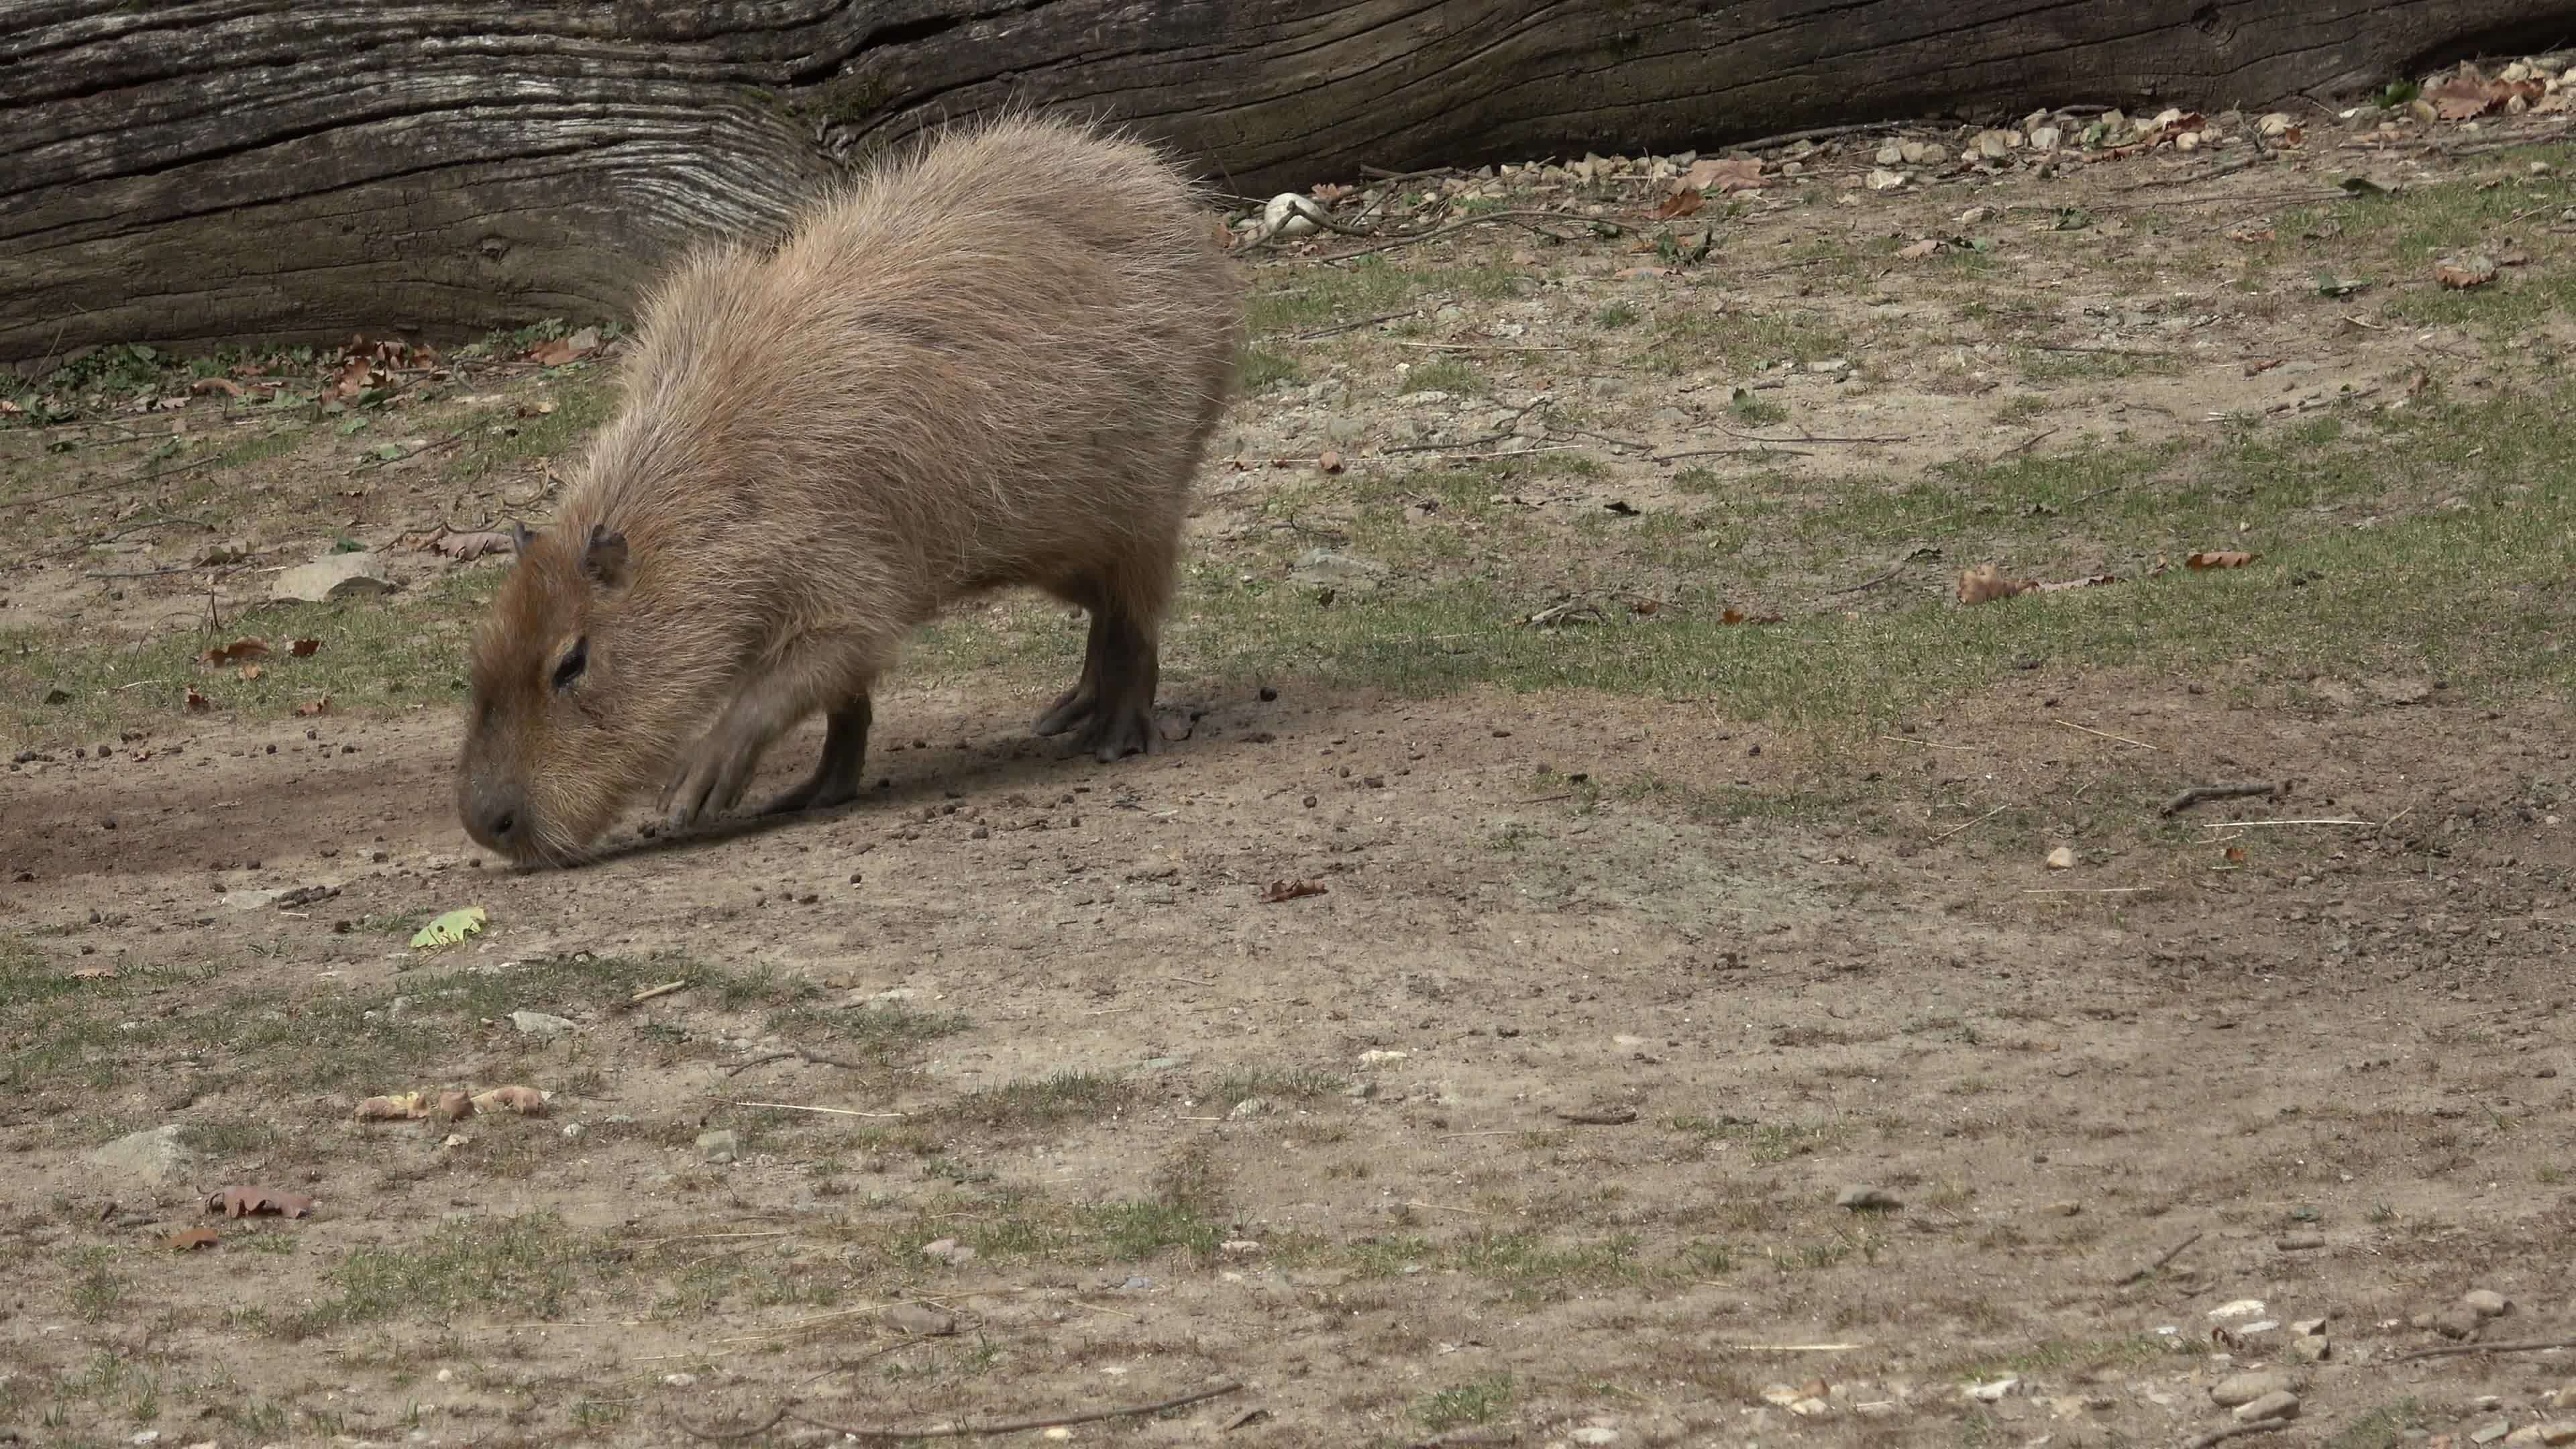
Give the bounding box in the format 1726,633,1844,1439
5,71,2576,1449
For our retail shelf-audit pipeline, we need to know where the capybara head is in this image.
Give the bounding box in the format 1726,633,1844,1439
455,519,662,864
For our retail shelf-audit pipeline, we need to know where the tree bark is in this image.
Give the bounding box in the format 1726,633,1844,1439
3,0,2563,365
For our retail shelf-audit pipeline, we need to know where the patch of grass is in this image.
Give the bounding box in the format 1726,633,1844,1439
945,1069,1133,1127
1417,1375,1513,1432
1595,303,1640,329
1238,346,1303,391
285,1213,606,1338
1729,390,1788,427
1212,1063,1346,1104
1403,358,1488,396
2326,1399,2426,1449
439,373,615,484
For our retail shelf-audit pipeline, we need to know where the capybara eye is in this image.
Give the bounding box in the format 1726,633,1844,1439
552,637,588,690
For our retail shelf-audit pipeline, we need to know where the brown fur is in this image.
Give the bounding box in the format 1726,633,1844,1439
454,110,1244,865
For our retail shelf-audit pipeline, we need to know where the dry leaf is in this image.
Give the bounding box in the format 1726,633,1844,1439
1318,449,1344,474
1309,182,1354,203
1957,563,2037,605
294,696,333,716
209,1186,317,1219
204,637,270,665
1897,238,1941,260
2434,254,2498,289
184,687,211,713
2222,845,2248,863
529,339,578,366
2245,357,2284,376
2227,225,2277,244
1719,606,1784,625
69,964,118,980
1684,155,1764,193
432,529,515,561
1258,879,1326,904
472,1085,550,1116
2185,550,2259,570
239,663,262,681
2428,72,2543,121
355,1091,433,1120
2045,846,2077,870
166,1227,221,1251
1631,599,1661,616
189,377,244,398
517,399,557,417
1654,187,1705,219
289,637,321,657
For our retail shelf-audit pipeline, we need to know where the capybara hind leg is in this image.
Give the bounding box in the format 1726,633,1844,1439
1032,612,1110,739
661,636,883,830
763,694,873,816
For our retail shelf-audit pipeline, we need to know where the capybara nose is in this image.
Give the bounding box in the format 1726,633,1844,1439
464,785,526,851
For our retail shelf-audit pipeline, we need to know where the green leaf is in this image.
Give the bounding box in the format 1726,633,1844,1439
411,906,488,949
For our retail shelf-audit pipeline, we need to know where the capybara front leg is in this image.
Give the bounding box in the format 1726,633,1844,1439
763,694,873,816
1070,609,1161,763
1032,609,1112,739
660,635,881,831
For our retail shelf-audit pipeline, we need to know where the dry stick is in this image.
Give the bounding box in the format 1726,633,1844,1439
2115,1228,2204,1286
2184,1422,2290,1449
1931,805,2007,843
724,1099,904,1118
1715,423,1909,445
2391,1336,2576,1363
769,1379,1246,1442
1651,444,1813,463
1292,307,1424,340
1995,427,2059,461
2161,783,2279,816
2055,718,2161,751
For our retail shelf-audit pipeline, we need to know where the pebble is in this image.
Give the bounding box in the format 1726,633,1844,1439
2286,1335,2331,1363
2233,1390,2300,1424
2211,1371,2290,1407
2466,1289,2514,1318
509,1010,574,1038
1968,1377,2019,1402
272,550,396,603
922,1237,977,1265
2277,1232,2326,1250
1570,1430,1619,1446
695,1129,739,1164
885,1303,957,1336
2436,1305,2487,1340
2472,1422,2510,1445
89,1124,191,1187
1227,1096,1271,1120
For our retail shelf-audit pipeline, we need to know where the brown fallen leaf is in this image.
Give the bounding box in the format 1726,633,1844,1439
166,1227,221,1251
472,1085,550,1116
189,376,244,398
2185,550,2260,570
1258,879,1327,904
1654,187,1705,219
209,1186,317,1219
239,663,262,681
2222,845,2248,863
2227,225,2276,244
294,696,333,716
1631,599,1661,616
1684,155,1764,193
1318,449,1344,474
2434,254,2498,289
289,637,321,657
517,399,557,417
1897,237,1941,260
2428,70,2543,121
1957,563,2037,605
1719,606,1784,625
204,637,270,665
69,964,119,980
529,337,583,366
2245,357,2284,376
184,687,211,713
432,529,515,561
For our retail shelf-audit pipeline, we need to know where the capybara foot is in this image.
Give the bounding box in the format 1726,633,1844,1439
761,774,863,816
660,734,761,830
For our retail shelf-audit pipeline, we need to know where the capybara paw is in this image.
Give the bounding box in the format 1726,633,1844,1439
762,775,861,817
663,741,757,829
1032,684,1095,738
1074,706,1160,763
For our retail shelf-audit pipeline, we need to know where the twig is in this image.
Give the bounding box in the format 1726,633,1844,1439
1825,545,1932,596
2161,783,2279,816
2026,886,2155,894
1320,211,1635,262
1515,792,1576,805
2115,1228,2204,1286
678,1380,1244,1442
1391,341,1575,353
1714,424,1909,445
628,979,692,1005
2390,1336,2576,1363
2200,818,2375,829
2053,718,2161,751
1931,805,2006,843
2184,1423,2290,1449
1404,1199,1490,1216
1995,427,2059,462
724,1099,904,1117
1291,307,1424,340
1650,444,1813,463
1880,735,1972,751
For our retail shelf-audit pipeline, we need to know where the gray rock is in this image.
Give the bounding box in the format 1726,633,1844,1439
272,551,397,604
1290,547,1387,593
1227,1096,1271,1121
2277,1232,2326,1250
2212,1372,2292,1407
2286,1334,2331,1364
696,1129,739,1164
2466,1288,2514,1318
2234,1391,2300,1424
884,1303,957,1336
508,1010,574,1038
1324,415,1365,444
2436,1305,2487,1340
90,1124,191,1187
2471,1421,2510,1445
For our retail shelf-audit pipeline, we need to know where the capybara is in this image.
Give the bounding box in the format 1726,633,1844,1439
453,111,1244,865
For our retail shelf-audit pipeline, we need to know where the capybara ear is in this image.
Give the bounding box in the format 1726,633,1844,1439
508,521,537,555
582,523,630,589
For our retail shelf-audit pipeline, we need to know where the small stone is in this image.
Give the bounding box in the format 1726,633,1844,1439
2029,125,2062,152
1968,1377,2019,1402
922,1237,977,1265
1866,168,1906,192
695,1129,739,1164
2537,1423,2576,1446
1973,128,2017,158
1874,143,1904,165
2286,1335,2331,1363
2473,1421,2511,1446
2235,1391,2300,1424
509,1010,574,1038
1227,1096,1271,1120
661,1372,698,1387
2049,1199,2083,1216
2277,1232,2326,1250
2211,1371,2291,1407
2290,1317,2328,1336
2208,1299,2267,1321
2259,111,2297,136
2045,845,2078,869
2466,1289,2513,1318
1357,1049,1408,1065
89,1124,191,1187
1261,192,1320,237
1836,1185,1902,1211
1570,1430,1619,1446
